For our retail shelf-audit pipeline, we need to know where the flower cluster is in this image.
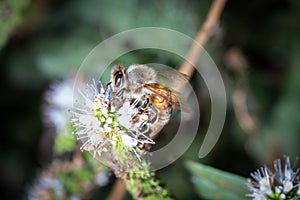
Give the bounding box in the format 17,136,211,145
247,156,300,200
27,156,109,200
71,80,154,162
28,79,110,200
28,176,65,200
43,78,74,134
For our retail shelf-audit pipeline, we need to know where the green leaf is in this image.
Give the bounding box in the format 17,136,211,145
185,160,248,200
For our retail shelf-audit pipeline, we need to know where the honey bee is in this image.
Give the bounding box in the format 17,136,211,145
108,64,187,141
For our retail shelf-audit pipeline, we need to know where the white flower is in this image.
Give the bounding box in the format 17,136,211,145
101,107,108,114
71,80,155,162
117,102,132,129
247,156,300,200
28,177,65,200
71,81,111,158
94,171,109,187
43,78,74,134
106,117,113,124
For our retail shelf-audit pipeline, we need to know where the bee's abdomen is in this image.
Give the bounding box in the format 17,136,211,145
149,94,173,113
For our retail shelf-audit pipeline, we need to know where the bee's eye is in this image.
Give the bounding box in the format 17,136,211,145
114,71,123,87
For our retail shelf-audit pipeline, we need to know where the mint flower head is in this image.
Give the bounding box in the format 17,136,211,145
71,80,154,163
43,78,74,134
247,156,300,200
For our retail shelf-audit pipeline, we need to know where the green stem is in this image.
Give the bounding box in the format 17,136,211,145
125,160,172,200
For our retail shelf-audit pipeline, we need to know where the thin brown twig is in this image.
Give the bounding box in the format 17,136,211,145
178,0,227,79
106,179,127,200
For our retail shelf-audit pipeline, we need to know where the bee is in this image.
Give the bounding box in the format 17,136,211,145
108,64,187,141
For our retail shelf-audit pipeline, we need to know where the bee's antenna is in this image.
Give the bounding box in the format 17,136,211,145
105,81,112,90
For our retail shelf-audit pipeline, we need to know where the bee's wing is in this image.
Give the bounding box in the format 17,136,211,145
157,69,191,112
144,82,190,113
156,69,190,91
144,83,180,108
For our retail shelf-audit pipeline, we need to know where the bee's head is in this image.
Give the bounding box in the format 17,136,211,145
111,65,126,90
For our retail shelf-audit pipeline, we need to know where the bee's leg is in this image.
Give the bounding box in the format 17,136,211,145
138,132,155,145
138,121,148,133
131,96,141,107
129,130,137,138
141,95,150,109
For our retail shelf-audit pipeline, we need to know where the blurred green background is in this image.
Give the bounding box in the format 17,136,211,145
1,0,300,199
